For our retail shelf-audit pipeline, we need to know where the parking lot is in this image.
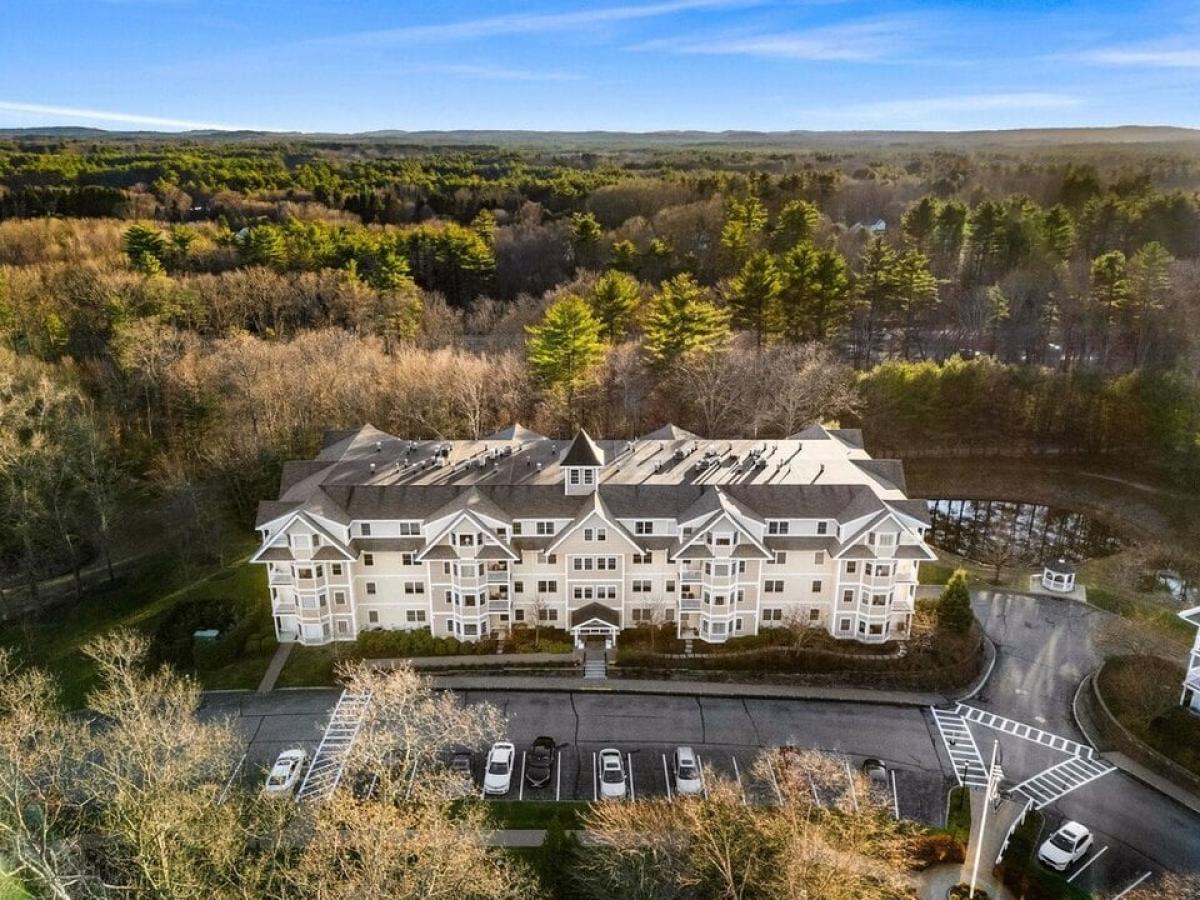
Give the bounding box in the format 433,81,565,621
201,687,951,823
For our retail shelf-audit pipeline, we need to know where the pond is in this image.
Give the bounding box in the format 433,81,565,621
926,499,1122,565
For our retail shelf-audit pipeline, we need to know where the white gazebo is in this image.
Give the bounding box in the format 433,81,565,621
1041,558,1076,593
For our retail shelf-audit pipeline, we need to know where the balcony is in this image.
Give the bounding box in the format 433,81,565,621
269,570,293,586
486,569,510,584
487,599,512,614
678,597,702,613
454,571,485,590
1185,668,1200,693
680,570,702,584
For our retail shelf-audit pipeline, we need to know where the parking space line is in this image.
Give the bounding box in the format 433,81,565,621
698,755,709,799
1112,871,1152,898
592,752,597,803
555,751,561,802
627,753,635,801
662,754,673,802
844,759,859,812
1066,845,1107,883
519,751,526,802
890,770,900,819
732,755,746,805
217,752,247,805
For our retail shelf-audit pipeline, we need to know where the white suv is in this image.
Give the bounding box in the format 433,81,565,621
484,742,515,795
1037,821,1094,871
598,748,627,800
673,746,703,796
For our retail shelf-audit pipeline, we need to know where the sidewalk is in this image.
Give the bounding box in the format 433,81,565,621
256,642,294,694
426,673,948,706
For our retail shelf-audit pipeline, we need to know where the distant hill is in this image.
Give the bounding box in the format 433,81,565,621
1,125,1199,151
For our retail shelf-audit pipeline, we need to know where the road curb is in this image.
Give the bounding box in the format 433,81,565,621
426,677,947,707
952,634,996,702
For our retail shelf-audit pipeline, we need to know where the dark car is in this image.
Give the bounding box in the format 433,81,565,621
449,748,474,777
525,736,557,788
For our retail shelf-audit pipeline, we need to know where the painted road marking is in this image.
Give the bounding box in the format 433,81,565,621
627,753,635,801
518,751,526,801
732,755,746,805
662,754,673,801
555,750,561,802
1112,871,1153,898
956,704,1095,759
1012,755,1115,810
931,706,988,788
1067,845,1107,883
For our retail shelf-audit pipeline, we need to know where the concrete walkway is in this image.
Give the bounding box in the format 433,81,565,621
256,642,294,694
426,673,948,706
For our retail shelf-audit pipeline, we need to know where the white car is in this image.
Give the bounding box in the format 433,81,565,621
673,746,703,796
599,748,627,800
263,748,308,797
1037,821,1094,871
484,741,516,795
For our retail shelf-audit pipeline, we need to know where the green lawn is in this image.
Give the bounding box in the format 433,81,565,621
484,801,589,830
944,787,971,845
0,538,274,707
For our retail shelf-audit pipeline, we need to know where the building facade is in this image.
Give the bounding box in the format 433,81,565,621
253,423,935,648
1181,606,1200,713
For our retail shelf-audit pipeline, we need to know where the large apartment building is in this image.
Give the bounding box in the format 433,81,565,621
253,423,935,648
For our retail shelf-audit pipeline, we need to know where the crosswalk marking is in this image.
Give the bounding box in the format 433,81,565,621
930,706,989,788
295,690,372,802
1011,754,1115,809
955,704,1096,759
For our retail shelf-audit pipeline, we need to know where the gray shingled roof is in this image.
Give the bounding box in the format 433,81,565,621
560,429,605,467
570,602,620,628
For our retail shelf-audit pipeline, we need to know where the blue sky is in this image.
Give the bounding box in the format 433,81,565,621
1,0,1198,132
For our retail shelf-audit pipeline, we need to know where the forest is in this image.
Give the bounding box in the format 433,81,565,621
1,135,1199,598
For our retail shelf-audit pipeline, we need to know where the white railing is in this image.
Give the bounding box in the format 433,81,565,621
678,597,702,612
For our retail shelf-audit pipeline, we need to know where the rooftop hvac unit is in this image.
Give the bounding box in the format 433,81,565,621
369,463,376,473
375,441,382,452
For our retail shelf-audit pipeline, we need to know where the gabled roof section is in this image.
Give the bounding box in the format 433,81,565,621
547,491,642,553
428,487,512,527
851,459,907,493
787,424,834,441
417,509,518,562
256,500,301,529
250,511,354,563
640,423,699,441
829,428,865,450
560,429,605,467
570,602,620,629
1180,606,1200,628
486,423,546,442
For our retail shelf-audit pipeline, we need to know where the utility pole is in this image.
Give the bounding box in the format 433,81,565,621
969,741,1003,899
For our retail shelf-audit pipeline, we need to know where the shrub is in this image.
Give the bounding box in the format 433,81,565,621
936,569,973,634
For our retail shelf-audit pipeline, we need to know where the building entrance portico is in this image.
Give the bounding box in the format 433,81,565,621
570,602,621,649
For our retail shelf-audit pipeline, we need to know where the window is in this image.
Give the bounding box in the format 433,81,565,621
536,521,554,535
811,580,822,593
365,582,378,596
839,617,851,632
815,551,825,565
547,553,557,564
538,608,559,622
666,580,676,593
574,586,591,600
318,594,327,608
711,594,726,606
406,610,427,623
808,608,821,622
495,527,507,540
401,553,415,566
443,562,451,575
583,527,607,542
632,552,652,564
635,520,653,535
601,556,617,571
765,580,783,593
573,557,592,571
458,533,475,547
875,564,891,577
710,621,726,636
763,608,783,622
399,522,420,536
872,593,888,607
842,589,854,605
737,560,746,574
297,567,313,579
816,521,828,535
773,551,787,565
404,582,425,595
537,580,557,594
463,594,476,607
445,589,453,603
332,564,343,576
734,617,744,633
869,623,884,635
735,589,745,603
312,534,322,547
597,585,617,600
583,469,595,485
768,521,790,535
877,533,896,547
632,579,651,593
514,580,524,594
512,521,523,535
368,610,379,624
846,561,858,574
363,553,374,567
463,624,478,636
334,591,346,605
337,620,349,635
864,562,873,576
570,469,581,485
361,523,372,536
514,609,525,622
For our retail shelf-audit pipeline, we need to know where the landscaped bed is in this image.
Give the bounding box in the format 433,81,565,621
1095,654,1200,777
277,626,577,687
611,611,984,692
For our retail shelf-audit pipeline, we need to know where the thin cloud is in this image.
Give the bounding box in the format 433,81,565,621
1074,48,1200,67
311,0,755,48
396,63,583,82
0,101,257,131
632,16,924,62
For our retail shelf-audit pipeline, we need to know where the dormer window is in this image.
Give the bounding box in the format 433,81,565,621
360,523,372,537
767,521,789,535
816,521,828,535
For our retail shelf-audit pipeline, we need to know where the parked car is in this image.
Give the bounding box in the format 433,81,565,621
1038,821,1094,871
263,748,308,797
525,736,557,789
449,747,474,777
598,748,627,800
484,742,515,795
673,746,704,796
